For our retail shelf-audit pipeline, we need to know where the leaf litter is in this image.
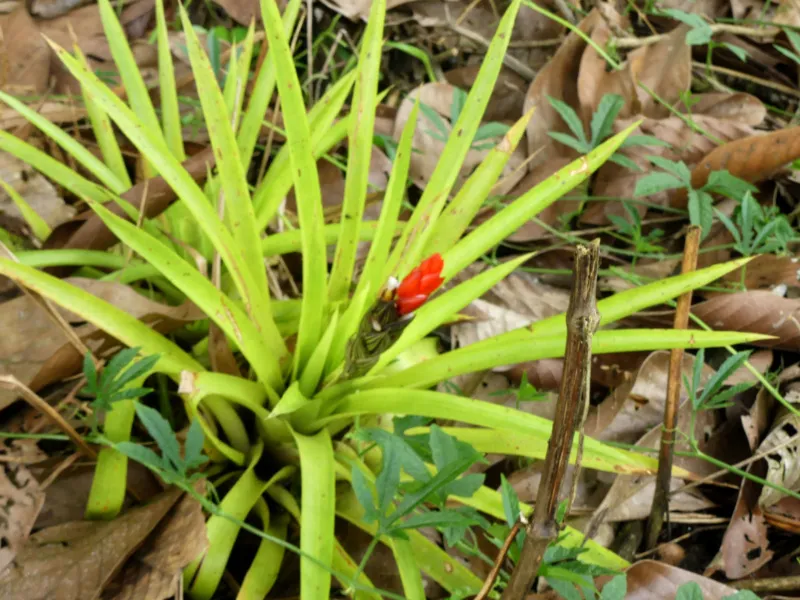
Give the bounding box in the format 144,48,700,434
1,0,800,596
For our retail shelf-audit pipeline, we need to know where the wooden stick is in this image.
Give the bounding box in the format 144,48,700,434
644,226,701,550
475,522,522,600
502,240,600,599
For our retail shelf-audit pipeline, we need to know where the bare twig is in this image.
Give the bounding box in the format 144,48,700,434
475,521,522,600
615,23,778,48
502,240,600,599
645,226,700,550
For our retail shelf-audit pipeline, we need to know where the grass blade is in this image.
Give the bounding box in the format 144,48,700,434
88,199,283,392
293,429,336,600
179,8,282,355
423,110,532,257
237,0,303,167
0,179,51,241
260,0,327,375
386,0,522,281
328,0,386,302
155,0,185,160
441,123,637,281
353,100,418,303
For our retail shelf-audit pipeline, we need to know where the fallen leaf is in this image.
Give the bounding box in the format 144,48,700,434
102,492,207,600
33,462,162,530
0,152,75,235
721,254,800,293
320,0,420,21
763,496,800,534
0,442,45,574
29,0,93,18
691,291,800,351
706,463,773,579
209,0,260,25
523,10,601,167
445,66,528,123
450,264,570,352
0,487,183,599
623,561,741,599
680,92,766,125
587,351,714,443
0,6,50,95
0,278,205,411
0,100,88,130
757,388,800,508
674,127,800,209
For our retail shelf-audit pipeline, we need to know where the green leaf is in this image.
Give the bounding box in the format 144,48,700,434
394,507,483,532
620,135,671,149
351,464,379,523
184,417,208,469
113,352,160,389
675,582,704,600
723,42,749,61
703,170,757,198
134,402,182,473
419,102,450,140
500,474,520,526
114,441,165,472
473,121,512,142
548,96,588,144
688,189,713,238
590,94,624,146
548,131,590,154
451,87,467,124
599,574,627,600
647,156,692,183
328,0,386,302
634,172,684,196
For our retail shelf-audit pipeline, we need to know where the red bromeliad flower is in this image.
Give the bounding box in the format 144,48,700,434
395,253,444,315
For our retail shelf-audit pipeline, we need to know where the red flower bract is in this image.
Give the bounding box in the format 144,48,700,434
395,253,444,315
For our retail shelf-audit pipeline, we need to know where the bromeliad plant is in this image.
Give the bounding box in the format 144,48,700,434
0,0,771,596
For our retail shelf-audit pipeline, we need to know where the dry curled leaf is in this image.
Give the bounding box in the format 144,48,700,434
721,254,800,293
706,467,774,579
0,487,183,600
0,7,50,95
0,443,45,574
691,291,800,351
623,561,741,599
757,388,800,508
674,127,800,209
102,493,207,600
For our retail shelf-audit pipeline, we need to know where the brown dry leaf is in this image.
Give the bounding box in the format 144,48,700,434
449,264,570,352
706,471,774,579
209,0,260,25
577,19,638,121
628,26,692,119
393,82,526,195
587,351,715,443
29,0,93,18
691,291,800,350
102,493,207,600
674,127,800,209
39,0,155,95
0,487,183,599
0,442,45,574
0,278,205,410
0,152,75,234
523,10,601,167
0,6,50,95
0,100,87,130
624,561,741,599
763,496,800,533
320,0,420,21
680,92,767,125
591,405,716,523
721,254,800,293
33,462,162,530
757,388,800,508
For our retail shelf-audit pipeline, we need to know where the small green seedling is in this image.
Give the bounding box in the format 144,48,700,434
607,201,665,258
115,404,209,486
82,347,160,413
547,94,668,171
634,159,756,239
716,191,793,257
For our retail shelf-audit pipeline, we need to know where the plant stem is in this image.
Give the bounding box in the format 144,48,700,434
350,534,381,591
645,226,700,550
502,240,600,598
